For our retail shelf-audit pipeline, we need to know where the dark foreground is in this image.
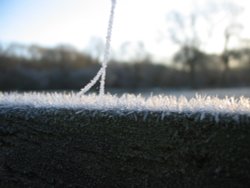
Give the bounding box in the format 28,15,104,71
0,107,250,188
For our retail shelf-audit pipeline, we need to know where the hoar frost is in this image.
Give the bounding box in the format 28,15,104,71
1,92,250,116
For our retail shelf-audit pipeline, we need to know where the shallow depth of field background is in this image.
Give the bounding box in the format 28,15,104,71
0,0,250,96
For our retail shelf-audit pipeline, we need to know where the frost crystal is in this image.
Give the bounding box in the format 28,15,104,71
1,92,250,122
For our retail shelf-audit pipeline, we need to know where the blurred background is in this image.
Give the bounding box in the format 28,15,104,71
0,0,250,95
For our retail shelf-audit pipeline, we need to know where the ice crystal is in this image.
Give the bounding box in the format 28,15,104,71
1,92,250,116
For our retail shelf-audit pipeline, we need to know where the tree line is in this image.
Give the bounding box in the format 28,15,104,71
0,43,250,91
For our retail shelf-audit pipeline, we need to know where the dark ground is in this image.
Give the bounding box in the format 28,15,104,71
0,107,250,188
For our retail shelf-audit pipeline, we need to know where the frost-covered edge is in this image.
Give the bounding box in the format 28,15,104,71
1,92,250,114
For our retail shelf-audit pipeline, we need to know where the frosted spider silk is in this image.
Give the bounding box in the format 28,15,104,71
79,0,116,96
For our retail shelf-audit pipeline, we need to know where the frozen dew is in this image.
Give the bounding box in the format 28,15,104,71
79,0,116,96
1,92,250,124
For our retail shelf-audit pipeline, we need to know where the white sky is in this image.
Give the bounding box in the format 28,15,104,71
0,0,249,62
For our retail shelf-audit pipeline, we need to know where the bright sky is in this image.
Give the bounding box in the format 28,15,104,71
0,0,249,61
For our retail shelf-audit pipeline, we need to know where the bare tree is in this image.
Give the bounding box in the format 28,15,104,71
221,23,243,85
173,46,208,88
167,0,244,88
168,10,207,87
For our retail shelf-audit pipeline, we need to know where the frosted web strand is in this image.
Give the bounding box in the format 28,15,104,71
78,68,103,95
99,0,116,95
79,0,116,96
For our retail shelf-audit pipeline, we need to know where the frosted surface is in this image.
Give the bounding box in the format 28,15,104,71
1,92,249,116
